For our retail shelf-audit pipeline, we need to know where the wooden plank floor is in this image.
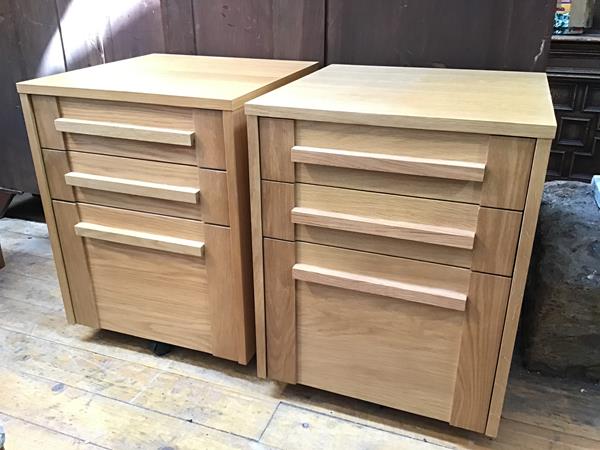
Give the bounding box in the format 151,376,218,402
0,217,599,450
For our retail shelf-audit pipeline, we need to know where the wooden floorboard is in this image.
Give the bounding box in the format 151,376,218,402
0,217,599,449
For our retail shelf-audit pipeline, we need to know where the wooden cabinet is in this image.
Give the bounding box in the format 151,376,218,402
245,65,557,435
17,54,318,364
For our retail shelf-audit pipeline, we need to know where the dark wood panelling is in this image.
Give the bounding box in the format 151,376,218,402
193,0,325,62
326,0,556,71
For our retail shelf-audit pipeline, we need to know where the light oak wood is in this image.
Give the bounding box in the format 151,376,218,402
54,117,195,146
19,94,75,323
269,120,534,210
264,238,297,384
292,207,476,250
259,117,295,182
223,108,255,364
296,242,471,298
247,115,267,377
52,201,99,327
450,273,512,432
295,183,479,245
245,65,556,138
44,149,229,224
18,54,319,110
261,180,295,241
292,263,467,311
296,281,464,421
291,145,486,182
64,172,201,204
74,222,205,257
31,95,65,149
486,139,553,437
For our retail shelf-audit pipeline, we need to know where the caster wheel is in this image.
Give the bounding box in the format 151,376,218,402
150,341,173,356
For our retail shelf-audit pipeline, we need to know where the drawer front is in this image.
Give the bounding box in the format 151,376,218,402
32,95,225,169
53,201,241,358
44,149,229,224
263,238,512,428
261,180,522,276
259,118,534,210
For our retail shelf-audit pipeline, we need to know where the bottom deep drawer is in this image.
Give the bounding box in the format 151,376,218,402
263,238,512,431
52,201,237,356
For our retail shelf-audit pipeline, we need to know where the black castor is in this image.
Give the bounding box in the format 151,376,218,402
150,341,173,356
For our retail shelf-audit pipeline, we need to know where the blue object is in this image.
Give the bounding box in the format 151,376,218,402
592,175,600,209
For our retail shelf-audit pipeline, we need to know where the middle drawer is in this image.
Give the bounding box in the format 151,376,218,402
262,181,522,277
43,149,229,224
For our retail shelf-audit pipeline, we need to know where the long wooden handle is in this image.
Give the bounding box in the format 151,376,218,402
65,172,200,204
293,263,467,311
291,207,475,250
291,145,485,182
75,222,205,257
55,118,194,146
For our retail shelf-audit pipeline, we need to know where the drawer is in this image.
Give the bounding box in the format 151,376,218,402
52,201,239,355
263,239,512,424
32,96,225,168
262,181,522,276
259,119,535,210
43,149,229,224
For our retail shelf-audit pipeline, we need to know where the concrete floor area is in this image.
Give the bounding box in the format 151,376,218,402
0,217,599,449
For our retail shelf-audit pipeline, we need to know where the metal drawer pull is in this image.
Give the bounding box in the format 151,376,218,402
75,222,205,257
291,207,475,250
55,118,194,146
293,263,467,311
65,172,200,204
291,145,485,182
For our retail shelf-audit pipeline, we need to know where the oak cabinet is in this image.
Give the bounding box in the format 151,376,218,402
18,54,318,364
245,65,556,435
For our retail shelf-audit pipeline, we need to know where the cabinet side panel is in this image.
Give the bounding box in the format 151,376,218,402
485,139,552,437
19,93,75,323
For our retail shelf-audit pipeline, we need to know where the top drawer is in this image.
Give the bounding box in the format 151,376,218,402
32,95,226,169
259,119,535,211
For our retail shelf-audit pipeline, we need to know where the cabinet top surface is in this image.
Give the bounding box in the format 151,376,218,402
17,54,319,111
245,64,557,138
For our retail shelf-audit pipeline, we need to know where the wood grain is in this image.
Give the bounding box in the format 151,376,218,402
74,222,205,257
31,95,64,149
52,200,99,327
43,149,229,224
245,65,557,139
264,238,296,383
485,139,553,437
292,207,476,250
195,109,226,170
19,94,75,322
291,145,486,182
18,54,319,110
223,108,255,364
64,172,200,204
261,180,294,241
247,114,267,377
450,273,512,432
296,242,471,298
54,118,195,146
296,281,464,422
293,263,467,311
259,117,295,182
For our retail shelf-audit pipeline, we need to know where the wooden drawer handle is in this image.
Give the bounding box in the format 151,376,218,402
65,172,200,204
291,145,485,182
75,222,205,257
293,263,466,311
291,207,475,250
55,118,194,146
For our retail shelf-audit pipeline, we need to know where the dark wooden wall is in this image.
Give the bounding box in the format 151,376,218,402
1,0,554,193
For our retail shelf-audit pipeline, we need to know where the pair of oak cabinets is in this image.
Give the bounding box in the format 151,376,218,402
17,54,556,437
